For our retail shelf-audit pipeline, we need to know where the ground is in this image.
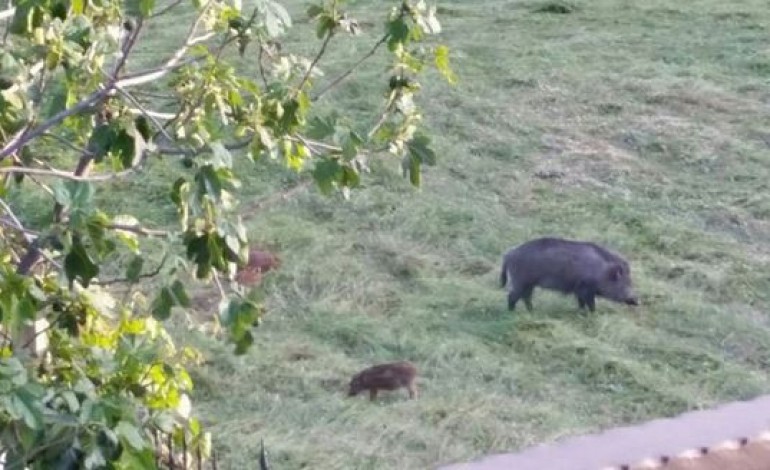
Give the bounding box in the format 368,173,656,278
13,0,770,468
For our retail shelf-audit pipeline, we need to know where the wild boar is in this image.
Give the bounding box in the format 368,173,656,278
348,361,418,401
234,248,281,286
500,237,639,312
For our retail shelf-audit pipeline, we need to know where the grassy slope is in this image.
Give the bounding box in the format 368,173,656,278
27,0,770,468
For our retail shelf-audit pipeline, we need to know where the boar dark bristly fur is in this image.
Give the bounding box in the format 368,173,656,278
348,361,418,401
500,237,639,312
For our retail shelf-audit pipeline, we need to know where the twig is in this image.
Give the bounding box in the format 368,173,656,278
0,199,62,270
0,17,144,162
112,84,179,150
42,132,94,157
294,31,335,98
94,253,169,286
116,57,201,89
112,18,143,77
108,223,169,238
0,215,41,239
150,0,185,18
0,162,146,182
312,33,389,101
0,198,35,243
257,45,269,88
212,271,226,301
241,179,312,221
116,1,215,89
21,311,63,350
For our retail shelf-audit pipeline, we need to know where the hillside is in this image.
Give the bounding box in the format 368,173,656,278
18,0,770,468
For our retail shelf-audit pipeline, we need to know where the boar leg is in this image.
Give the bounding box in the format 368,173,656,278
369,388,378,401
508,284,534,311
407,383,418,399
576,283,597,312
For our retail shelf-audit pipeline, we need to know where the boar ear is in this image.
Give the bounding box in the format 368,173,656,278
607,264,623,281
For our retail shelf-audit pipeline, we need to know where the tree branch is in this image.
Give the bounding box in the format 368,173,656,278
0,198,35,244
312,32,389,102
150,0,185,18
0,19,145,162
294,31,334,98
116,2,215,89
108,223,169,238
94,254,169,286
0,160,148,182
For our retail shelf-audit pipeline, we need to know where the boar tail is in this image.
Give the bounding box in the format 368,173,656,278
500,259,508,288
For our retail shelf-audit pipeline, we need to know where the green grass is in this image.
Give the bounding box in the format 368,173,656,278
14,0,770,467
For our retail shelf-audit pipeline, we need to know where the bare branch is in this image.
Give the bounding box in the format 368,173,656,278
1,83,111,161
294,31,335,98
291,134,342,155
117,2,215,89
108,223,169,238
94,254,169,286
112,84,179,150
0,198,35,243
0,160,147,182
241,180,312,220
312,32,389,102
116,56,203,89
150,0,185,18
112,18,144,77
212,271,226,301
257,44,269,88
42,132,94,157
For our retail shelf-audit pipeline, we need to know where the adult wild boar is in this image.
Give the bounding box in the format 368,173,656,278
500,237,639,312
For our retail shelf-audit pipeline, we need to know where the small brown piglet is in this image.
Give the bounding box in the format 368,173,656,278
348,361,418,401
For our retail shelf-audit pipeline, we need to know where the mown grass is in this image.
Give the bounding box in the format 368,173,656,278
12,0,770,467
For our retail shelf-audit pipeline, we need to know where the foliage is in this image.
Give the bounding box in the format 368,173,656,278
0,0,454,466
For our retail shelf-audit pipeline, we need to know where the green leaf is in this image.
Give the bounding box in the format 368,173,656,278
125,255,144,283
140,0,155,16
220,298,262,354
403,154,421,187
316,14,336,39
113,129,136,169
386,17,410,51
263,0,292,37
209,141,233,169
52,181,72,208
234,330,254,355
117,447,156,468
170,280,191,308
72,0,85,15
170,177,188,208
64,236,99,288
306,4,323,19
434,45,458,84
11,387,44,430
9,2,42,35
406,133,437,166
306,114,337,140
134,115,152,141
116,421,148,451
87,124,117,163
312,158,342,195
124,0,155,17
151,287,174,320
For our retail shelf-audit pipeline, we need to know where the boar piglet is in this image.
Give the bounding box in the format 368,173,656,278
348,361,418,401
500,237,639,312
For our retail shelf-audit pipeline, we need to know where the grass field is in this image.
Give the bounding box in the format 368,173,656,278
16,0,770,468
